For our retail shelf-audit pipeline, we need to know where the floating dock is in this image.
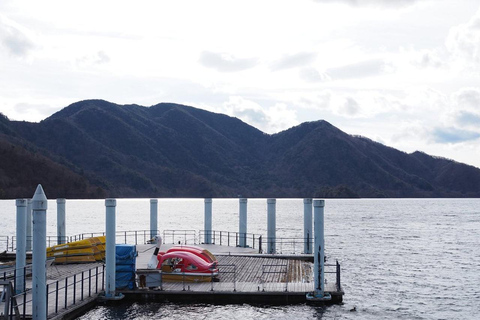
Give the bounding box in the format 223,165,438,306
123,243,343,305
1,243,343,319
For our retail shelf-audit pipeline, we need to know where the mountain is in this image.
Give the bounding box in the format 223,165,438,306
1,100,479,198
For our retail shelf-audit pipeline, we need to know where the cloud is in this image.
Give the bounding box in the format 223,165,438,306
77,50,111,67
199,51,257,72
221,96,298,133
0,15,35,57
271,52,317,71
432,127,480,144
299,67,331,83
326,59,388,80
446,9,480,70
410,50,445,69
453,87,480,110
456,111,480,126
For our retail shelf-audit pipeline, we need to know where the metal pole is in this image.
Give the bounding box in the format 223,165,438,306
150,199,158,239
26,199,32,251
204,198,212,244
239,198,247,247
105,198,116,298
15,199,27,294
57,198,66,245
304,198,312,254
32,185,48,320
313,199,326,297
267,199,276,254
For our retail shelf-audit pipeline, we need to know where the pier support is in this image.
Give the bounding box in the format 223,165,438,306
57,198,66,245
150,199,158,239
32,185,48,320
105,199,117,298
303,198,312,254
267,199,276,254
26,199,32,251
204,198,212,244
239,198,248,247
306,199,331,302
15,199,27,294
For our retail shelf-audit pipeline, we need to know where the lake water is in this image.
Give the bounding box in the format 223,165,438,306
1,198,479,319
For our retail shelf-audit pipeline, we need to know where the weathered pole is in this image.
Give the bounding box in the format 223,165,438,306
239,198,248,247
15,199,27,294
26,199,32,251
32,185,48,320
56,198,66,245
306,199,331,302
105,198,116,298
204,198,212,244
304,198,313,254
267,198,276,254
150,199,158,239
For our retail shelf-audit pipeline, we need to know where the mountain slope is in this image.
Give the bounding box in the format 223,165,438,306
1,100,479,198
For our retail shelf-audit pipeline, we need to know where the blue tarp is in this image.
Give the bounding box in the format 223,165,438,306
115,244,136,289
116,244,136,264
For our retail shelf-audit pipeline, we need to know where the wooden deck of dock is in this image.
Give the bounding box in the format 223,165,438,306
123,244,343,305
1,243,343,319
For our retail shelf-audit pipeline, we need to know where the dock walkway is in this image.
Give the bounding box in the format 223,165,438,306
2,243,343,319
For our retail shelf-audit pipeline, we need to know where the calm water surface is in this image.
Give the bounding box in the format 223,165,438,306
1,198,479,319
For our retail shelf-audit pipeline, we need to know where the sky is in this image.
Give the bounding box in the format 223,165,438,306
1,0,480,168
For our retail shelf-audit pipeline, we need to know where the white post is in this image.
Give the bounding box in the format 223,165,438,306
313,199,326,297
204,198,212,244
32,185,47,320
150,199,158,239
105,198,116,298
267,199,276,254
239,198,248,247
57,198,66,245
304,198,313,254
15,199,27,294
26,199,32,251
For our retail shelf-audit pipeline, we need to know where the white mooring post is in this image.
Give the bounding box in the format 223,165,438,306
32,185,48,320
57,198,66,245
304,198,313,254
306,199,331,301
105,198,117,298
267,199,276,254
204,198,212,244
150,199,158,239
15,199,27,294
26,199,32,251
239,198,248,247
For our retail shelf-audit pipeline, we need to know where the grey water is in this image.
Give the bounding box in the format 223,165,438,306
1,198,479,319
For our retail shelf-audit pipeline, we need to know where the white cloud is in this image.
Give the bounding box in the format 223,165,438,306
0,14,35,58
199,51,258,73
446,8,480,71
221,96,298,134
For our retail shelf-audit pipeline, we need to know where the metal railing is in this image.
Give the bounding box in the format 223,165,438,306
258,237,314,255
199,230,261,249
2,264,105,319
261,263,289,292
70,230,159,246
162,230,197,245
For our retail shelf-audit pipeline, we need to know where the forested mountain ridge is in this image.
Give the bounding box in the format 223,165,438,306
1,99,479,198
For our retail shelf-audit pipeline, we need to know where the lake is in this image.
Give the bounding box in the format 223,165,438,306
1,198,479,319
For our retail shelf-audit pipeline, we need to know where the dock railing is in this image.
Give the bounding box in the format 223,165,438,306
163,230,197,245
199,230,261,249
2,264,105,319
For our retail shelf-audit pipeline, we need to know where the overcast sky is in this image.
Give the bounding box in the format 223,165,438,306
1,0,480,168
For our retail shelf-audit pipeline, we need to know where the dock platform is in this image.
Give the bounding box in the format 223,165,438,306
1,243,343,319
